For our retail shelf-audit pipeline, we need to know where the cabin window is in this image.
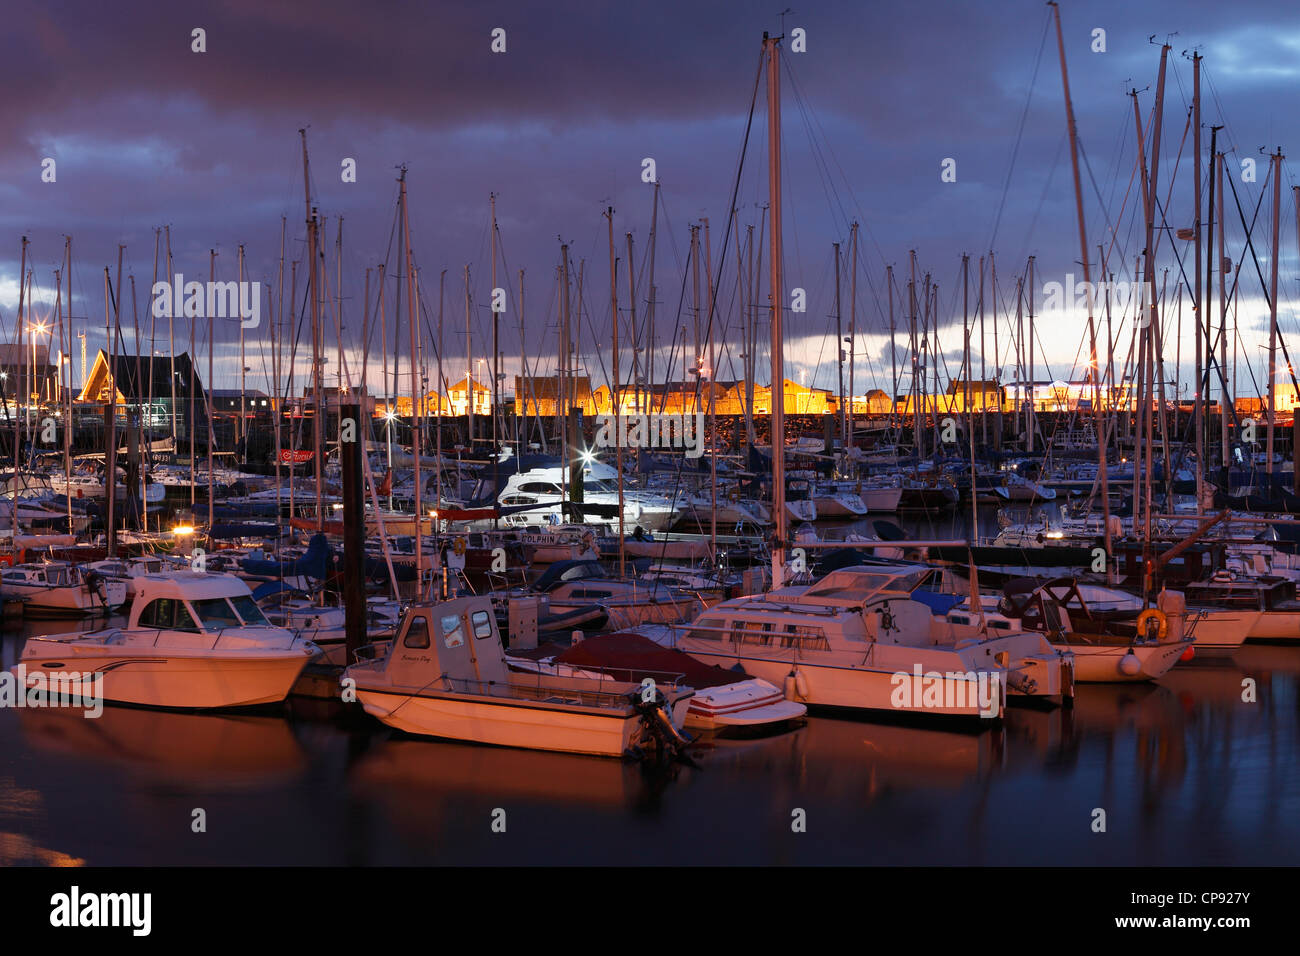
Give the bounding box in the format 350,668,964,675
138,598,198,632
471,609,493,639
687,617,726,641
441,614,465,648
403,616,430,648
783,624,829,651
732,620,771,646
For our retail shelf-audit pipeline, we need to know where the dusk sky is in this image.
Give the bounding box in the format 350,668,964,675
3,0,1299,397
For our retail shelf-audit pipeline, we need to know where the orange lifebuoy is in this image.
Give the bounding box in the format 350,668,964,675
1136,608,1168,641
0,553,14,567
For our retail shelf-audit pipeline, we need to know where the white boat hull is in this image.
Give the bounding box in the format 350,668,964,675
357,688,657,757
1053,640,1189,682
15,649,310,708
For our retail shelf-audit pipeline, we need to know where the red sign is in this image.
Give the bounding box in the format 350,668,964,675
278,449,315,464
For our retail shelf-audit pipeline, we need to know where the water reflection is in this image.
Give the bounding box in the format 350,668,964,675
1,619,1297,865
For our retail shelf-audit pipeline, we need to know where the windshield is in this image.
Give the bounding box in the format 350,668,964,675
192,597,243,629
230,595,270,626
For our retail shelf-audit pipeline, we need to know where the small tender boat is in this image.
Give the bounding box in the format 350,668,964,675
344,595,695,759
1,562,127,616
16,573,317,708
507,632,806,735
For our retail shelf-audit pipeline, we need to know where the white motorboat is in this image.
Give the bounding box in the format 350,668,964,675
16,573,317,708
496,463,681,532
637,566,1074,718
0,562,127,616
84,555,191,600
343,595,694,759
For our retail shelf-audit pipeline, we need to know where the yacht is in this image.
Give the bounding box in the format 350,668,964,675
637,566,1074,718
495,462,681,532
343,595,694,759
16,574,317,708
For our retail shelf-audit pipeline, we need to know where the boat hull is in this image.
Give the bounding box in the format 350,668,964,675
16,650,310,709
356,687,652,757
1052,639,1189,682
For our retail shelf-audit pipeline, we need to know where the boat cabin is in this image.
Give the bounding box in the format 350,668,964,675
129,574,273,633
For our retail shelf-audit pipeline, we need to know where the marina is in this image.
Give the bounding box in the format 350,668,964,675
0,2,1293,931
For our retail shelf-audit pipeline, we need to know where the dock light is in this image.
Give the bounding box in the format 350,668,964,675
581,450,595,464
173,524,195,536
429,509,438,518
385,411,397,422
1045,531,1064,539
332,503,344,510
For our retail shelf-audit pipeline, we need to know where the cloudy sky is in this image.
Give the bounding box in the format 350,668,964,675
2,0,1298,399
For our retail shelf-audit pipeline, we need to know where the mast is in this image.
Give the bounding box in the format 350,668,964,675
11,236,26,547
300,129,324,533
491,193,500,459
1217,148,1229,470
887,264,896,439
1027,256,1035,453
398,169,422,598
1267,147,1283,476
605,206,625,576
207,248,216,533
1050,0,1111,578
465,264,473,450
834,242,844,445
764,31,787,588
848,222,858,451
238,243,246,461
1192,52,1204,512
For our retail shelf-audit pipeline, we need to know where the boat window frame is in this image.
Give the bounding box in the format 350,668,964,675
402,614,430,649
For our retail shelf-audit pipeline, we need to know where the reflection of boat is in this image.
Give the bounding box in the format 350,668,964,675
17,574,317,708
344,595,694,759
17,706,306,787
350,737,643,809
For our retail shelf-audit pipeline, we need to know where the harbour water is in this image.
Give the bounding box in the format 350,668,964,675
3,503,1296,867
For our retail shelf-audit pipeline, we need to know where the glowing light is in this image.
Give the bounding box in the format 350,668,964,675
172,524,195,536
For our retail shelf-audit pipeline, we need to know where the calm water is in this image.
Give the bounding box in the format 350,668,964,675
2,502,1297,866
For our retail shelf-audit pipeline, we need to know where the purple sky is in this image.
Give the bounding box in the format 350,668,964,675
3,0,1299,398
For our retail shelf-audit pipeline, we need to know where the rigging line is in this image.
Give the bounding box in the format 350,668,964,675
778,49,886,318
988,6,1053,252
1222,157,1300,399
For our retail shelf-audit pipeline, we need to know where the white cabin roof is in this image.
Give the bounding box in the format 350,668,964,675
130,572,254,602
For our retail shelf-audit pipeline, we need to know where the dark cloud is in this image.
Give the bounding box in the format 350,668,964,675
2,0,1299,393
